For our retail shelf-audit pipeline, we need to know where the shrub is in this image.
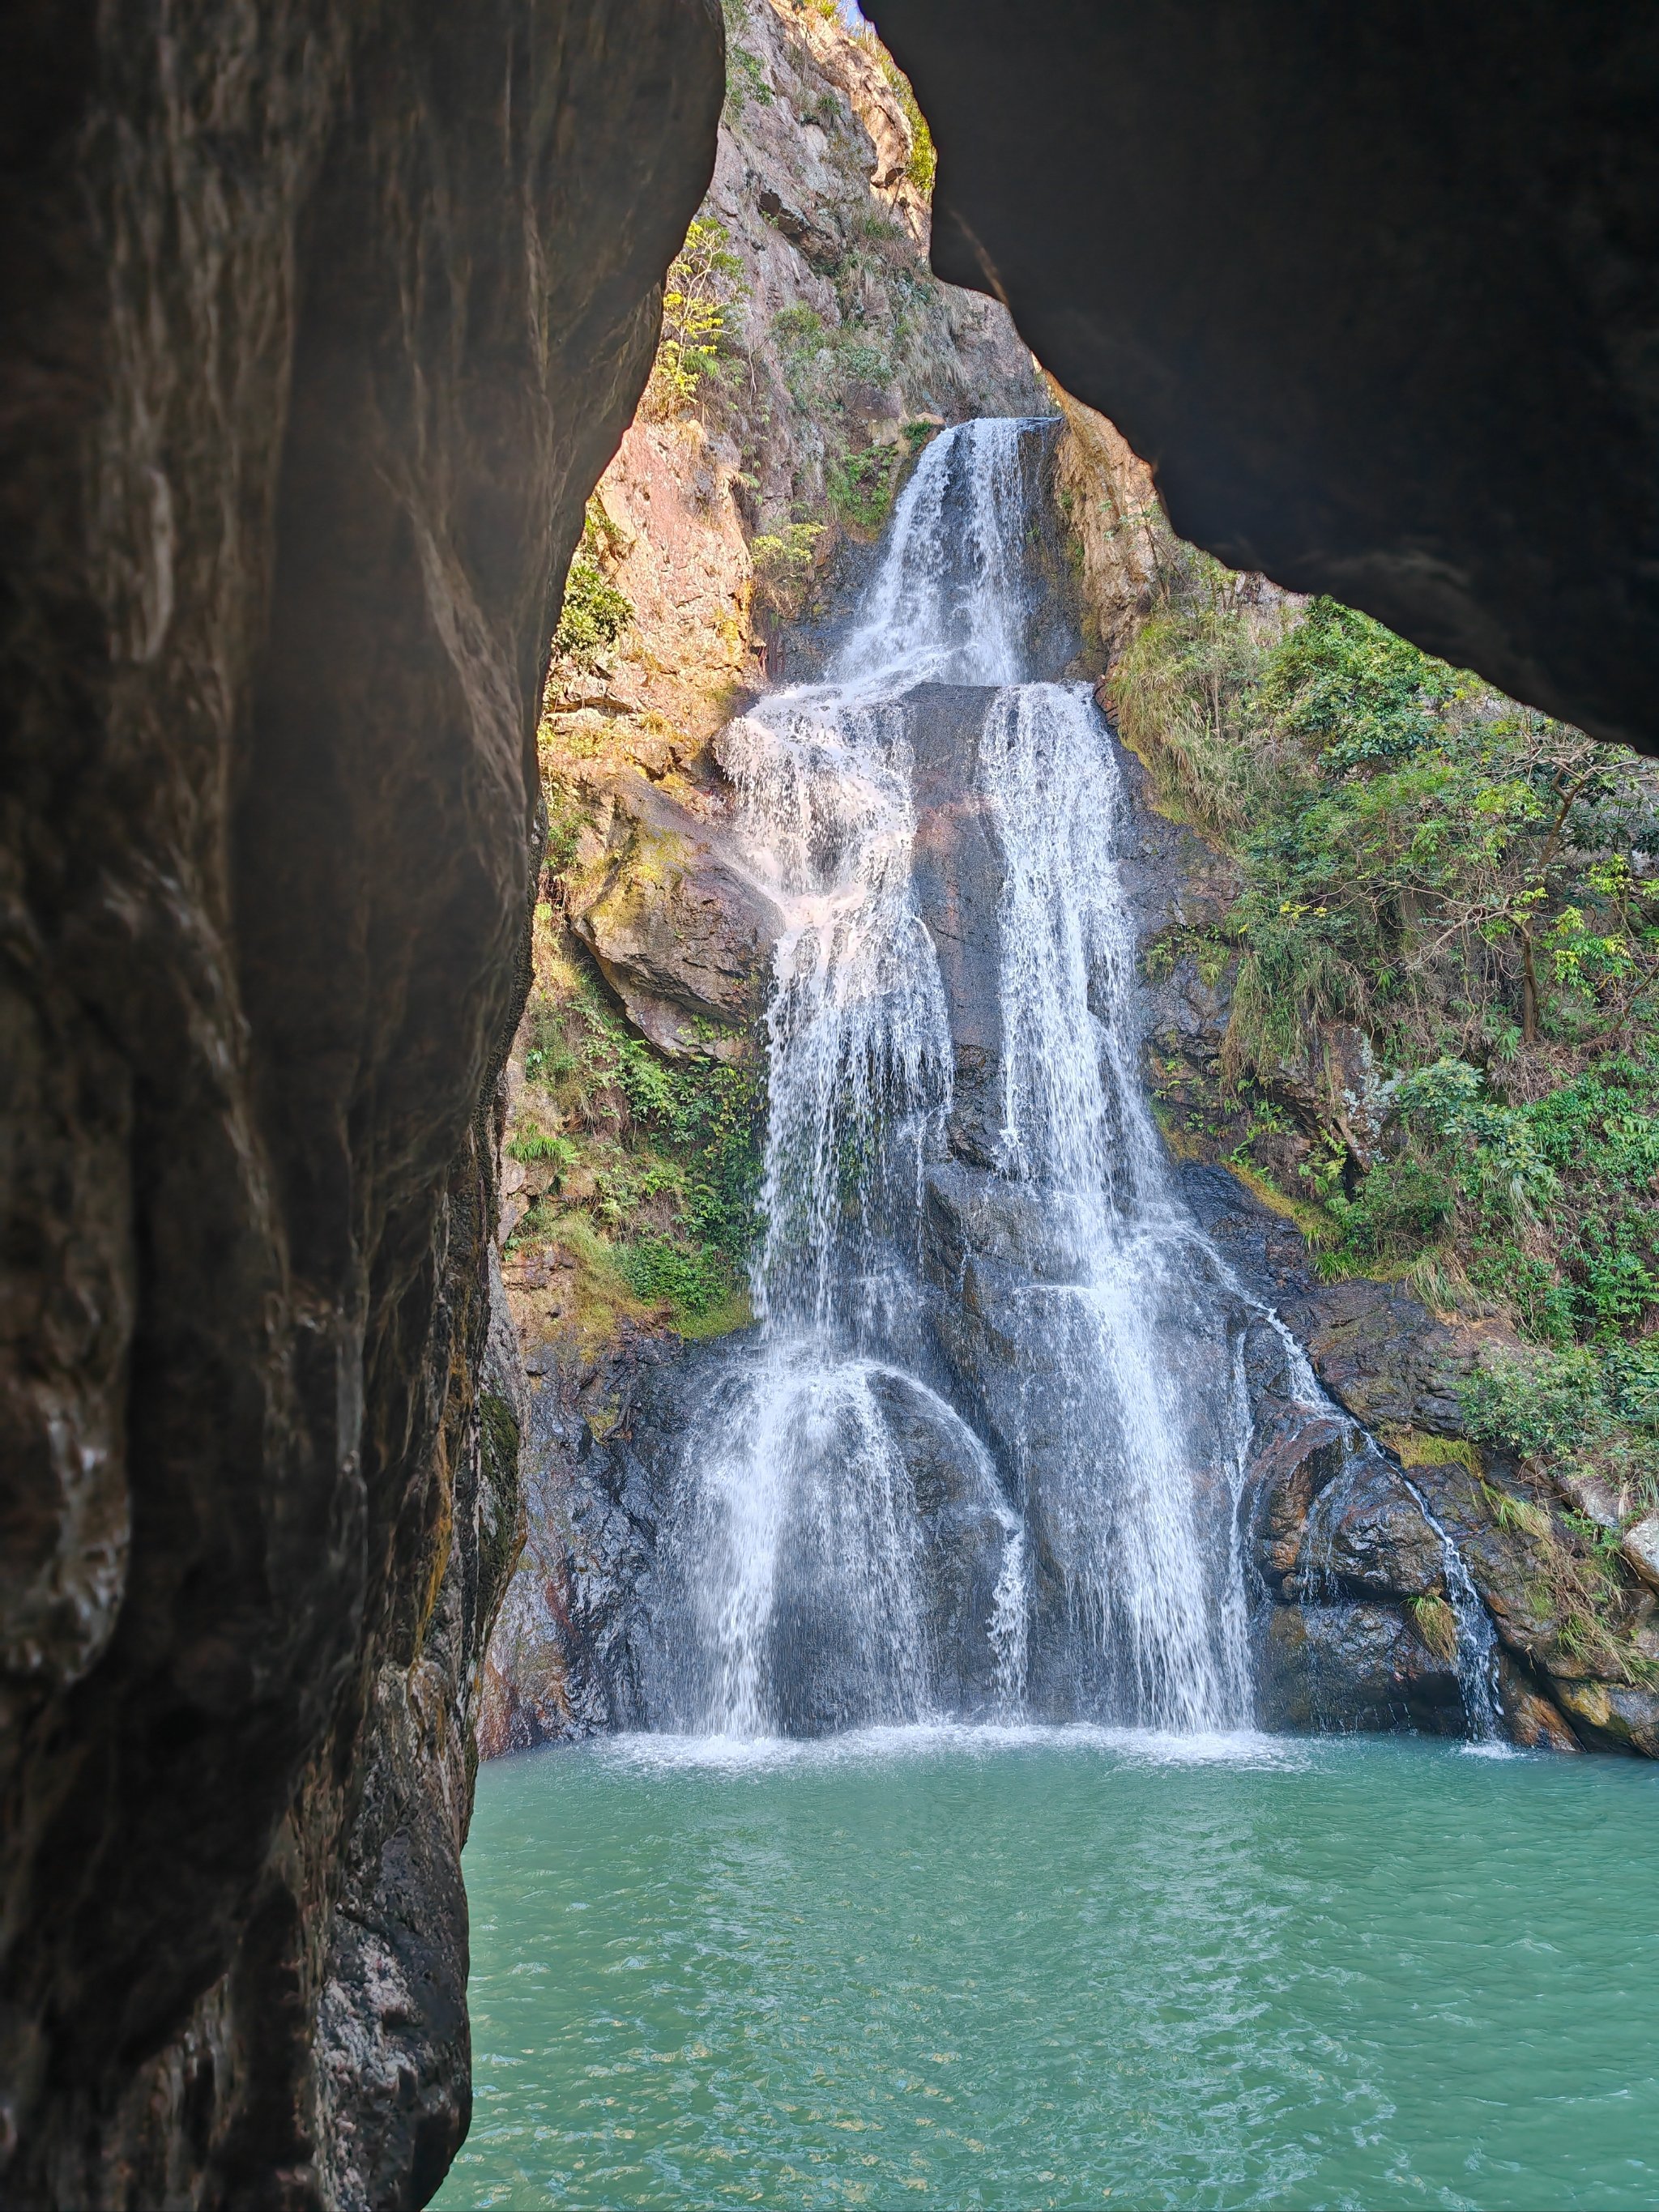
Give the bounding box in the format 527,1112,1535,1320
1324,1157,1455,1261
644,217,744,419
751,519,825,618
827,445,898,531
552,554,631,670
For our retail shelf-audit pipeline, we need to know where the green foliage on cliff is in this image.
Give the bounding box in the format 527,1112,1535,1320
827,444,901,531
510,940,764,1338
553,556,632,671
1114,522,1659,1499
750,519,825,617
646,218,744,419
876,52,937,193
552,497,634,671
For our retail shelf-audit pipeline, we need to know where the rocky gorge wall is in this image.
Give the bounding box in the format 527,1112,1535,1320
480,0,1045,1753
485,339,1659,1762
0,2,722,2204
876,0,1659,760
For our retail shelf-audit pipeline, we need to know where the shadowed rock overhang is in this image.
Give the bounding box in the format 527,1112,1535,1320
875,0,1659,753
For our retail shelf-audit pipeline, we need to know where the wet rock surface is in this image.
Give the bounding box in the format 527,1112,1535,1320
1260,1604,1465,1737
520,695,1639,1762
0,0,721,2200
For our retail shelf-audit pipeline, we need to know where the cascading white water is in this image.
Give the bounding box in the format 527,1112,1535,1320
646,431,987,1737
975,684,1253,1728
642,416,1491,1744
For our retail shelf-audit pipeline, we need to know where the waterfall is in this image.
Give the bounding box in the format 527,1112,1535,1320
640,417,1489,1744
974,683,1252,1730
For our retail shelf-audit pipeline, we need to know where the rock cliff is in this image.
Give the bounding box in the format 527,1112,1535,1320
492,357,1659,1765
1047,392,1659,1758
0,2,721,2202
482,0,1043,1754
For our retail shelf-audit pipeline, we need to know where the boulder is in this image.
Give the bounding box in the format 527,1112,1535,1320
0,0,722,2196
572,770,783,1057
1259,1602,1464,1736
1278,1276,1489,1433
1622,1512,1659,1595
906,687,1013,1166
1496,1656,1582,1754
877,0,1659,757
1551,1680,1659,1758
869,1370,1017,1713
1247,1415,1346,1588
1316,1463,1447,1601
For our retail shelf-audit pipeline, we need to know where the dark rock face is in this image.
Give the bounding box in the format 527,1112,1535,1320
879,0,1659,755
0,2,722,2203
1316,1465,1447,1603
1277,1280,1486,1436
1260,1605,1465,1737
908,688,1011,1168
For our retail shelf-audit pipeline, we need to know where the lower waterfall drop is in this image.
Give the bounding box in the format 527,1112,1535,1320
975,682,1255,1730
638,414,1487,1744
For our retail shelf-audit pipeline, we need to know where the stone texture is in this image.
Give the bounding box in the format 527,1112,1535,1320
880,0,1659,755
1277,1279,1492,1435
1551,1679,1659,1759
1314,1465,1447,1603
1622,1512,1659,1594
569,769,784,1058
1498,1656,1583,1754
1248,1417,1346,1591
868,1370,1014,1715
0,0,722,2201
1259,1603,1465,1737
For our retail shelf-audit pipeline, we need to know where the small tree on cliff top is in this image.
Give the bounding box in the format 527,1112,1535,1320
644,218,744,421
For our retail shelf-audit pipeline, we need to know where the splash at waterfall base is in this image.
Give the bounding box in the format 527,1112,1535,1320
488,421,1597,1758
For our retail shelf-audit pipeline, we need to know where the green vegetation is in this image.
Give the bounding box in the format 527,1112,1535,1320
827,444,901,532
509,931,764,1339
645,218,744,420
551,498,633,671
750,518,825,618
724,42,773,118
876,52,937,193
1114,516,1659,1511
1405,1594,1460,1665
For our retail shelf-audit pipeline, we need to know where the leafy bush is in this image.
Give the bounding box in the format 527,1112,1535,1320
616,1234,732,1319
552,554,631,670
1464,1344,1659,1509
645,217,744,420
1323,1157,1455,1261
827,445,898,531
512,948,766,1336
751,519,825,618
723,40,772,118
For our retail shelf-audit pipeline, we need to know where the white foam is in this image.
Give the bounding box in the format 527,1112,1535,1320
595,1720,1309,1777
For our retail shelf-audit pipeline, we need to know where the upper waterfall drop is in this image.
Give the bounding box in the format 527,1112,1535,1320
638,415,1494,1746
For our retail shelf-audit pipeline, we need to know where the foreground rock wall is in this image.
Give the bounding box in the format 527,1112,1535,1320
0,2,721,2203
877,0,1659,757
